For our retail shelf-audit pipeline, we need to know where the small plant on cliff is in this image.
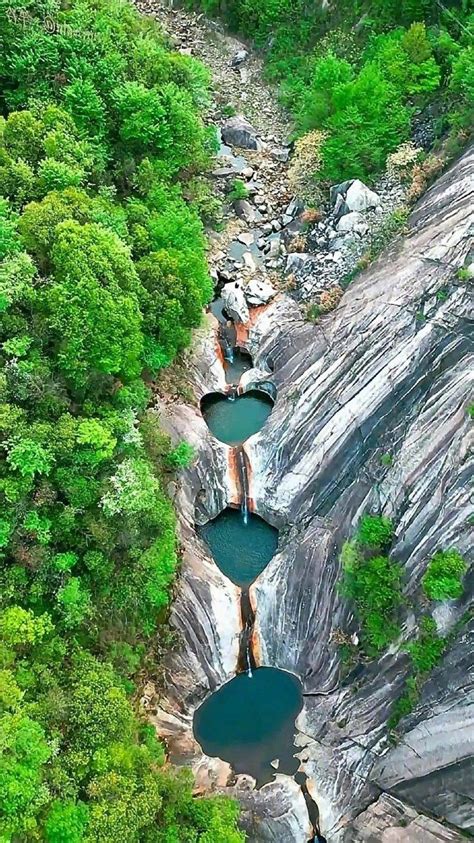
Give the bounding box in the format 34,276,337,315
421,548,467,601
389,616,447,729
340,515,402,656
356,514,393,549
166,441,195,470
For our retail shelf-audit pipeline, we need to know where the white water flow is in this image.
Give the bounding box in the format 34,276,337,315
238,449,249,525
246,643,253,678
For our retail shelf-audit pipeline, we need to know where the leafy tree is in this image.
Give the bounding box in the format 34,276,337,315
46,221,144,388
44,800,89,843
340,514,401,654
167,441,195,469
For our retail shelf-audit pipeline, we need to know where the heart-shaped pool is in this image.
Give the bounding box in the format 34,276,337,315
198,507,278,587
193,667,303,786
201,389,274,445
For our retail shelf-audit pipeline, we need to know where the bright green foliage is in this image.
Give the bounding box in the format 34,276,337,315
356,515,393,549
167,441,196,469
422,548,467,600
407,616,445,672
228,178,250,201
389,615,447,728
45,800,89,843
340,514,402,654
0,618,244,841
0,0,242,838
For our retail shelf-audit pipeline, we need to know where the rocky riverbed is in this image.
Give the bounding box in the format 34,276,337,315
135,2,473,840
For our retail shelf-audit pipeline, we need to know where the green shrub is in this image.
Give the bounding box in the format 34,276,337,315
408,616,445,672
228,178,249,201
422,548,467,600
388,675,420,728
356,514,393,549
167,441,195,469
340,517,402,656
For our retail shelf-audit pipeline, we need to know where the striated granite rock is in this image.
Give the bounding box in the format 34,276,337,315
246,145,474,838
372,620,474,834
346,793,466,841
226,775,313,841
154,148,474,840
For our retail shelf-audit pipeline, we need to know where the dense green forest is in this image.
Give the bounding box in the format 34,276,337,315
197,0,473,188
0,0,244,839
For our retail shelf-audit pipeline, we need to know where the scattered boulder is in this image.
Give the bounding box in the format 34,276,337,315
243,251,259,271
221,281,250,323
285,197,305,218
237,231,255,247
245,278,277,306
271,147,290,163
331,178,381,216
336,211,363,233
221,115,261,150
234,199,261,224
264,233,281,258
285,253,311,274
230,48,248,67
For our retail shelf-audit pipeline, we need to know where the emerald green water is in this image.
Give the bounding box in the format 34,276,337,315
201,390,274,445
198,508,278,588
193,667,303,785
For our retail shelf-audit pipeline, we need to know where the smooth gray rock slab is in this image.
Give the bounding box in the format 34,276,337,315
346,793,466,842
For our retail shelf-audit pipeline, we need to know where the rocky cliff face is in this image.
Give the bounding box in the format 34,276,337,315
153,147,473,838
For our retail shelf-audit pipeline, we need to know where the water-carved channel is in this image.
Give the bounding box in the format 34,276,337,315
193,313,307,818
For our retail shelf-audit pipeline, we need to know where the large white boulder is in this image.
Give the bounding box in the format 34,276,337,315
345,179,381,212
221,281,250,323
245,278,277,307
336,210,363,232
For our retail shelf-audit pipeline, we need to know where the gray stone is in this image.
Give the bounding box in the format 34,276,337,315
271,147,290,163
221,115,261,150
230,48,248,67
285,253,311,274
345,178,381,212
234,199,261,224
285,197,304,218
237,231,255,247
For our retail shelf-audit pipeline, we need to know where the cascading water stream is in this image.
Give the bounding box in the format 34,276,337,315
195,320,320,837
